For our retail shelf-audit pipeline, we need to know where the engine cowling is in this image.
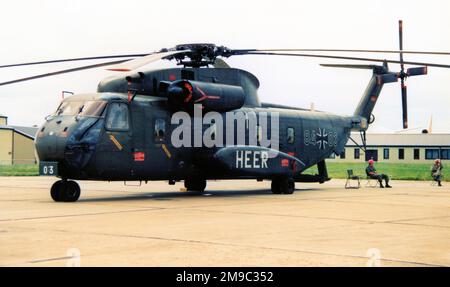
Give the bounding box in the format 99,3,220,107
164,80,245,112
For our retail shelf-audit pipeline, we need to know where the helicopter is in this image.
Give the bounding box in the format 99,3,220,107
1,21,450,202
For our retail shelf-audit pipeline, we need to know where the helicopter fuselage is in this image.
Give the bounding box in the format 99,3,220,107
35,92,353,182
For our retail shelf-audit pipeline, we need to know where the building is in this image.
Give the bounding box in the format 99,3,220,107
0,115,39,165
329,133,450,163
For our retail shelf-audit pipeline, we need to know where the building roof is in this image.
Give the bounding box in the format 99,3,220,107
0,125,39,140
348,133,450,147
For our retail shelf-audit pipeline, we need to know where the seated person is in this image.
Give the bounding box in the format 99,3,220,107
431,159,443,187
366,159,392,188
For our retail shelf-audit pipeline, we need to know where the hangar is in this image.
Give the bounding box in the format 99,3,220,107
330,133,450,163
0,115,38,165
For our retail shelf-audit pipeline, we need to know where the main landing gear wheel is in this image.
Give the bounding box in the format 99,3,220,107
271,177,295,194
184,178,207,192
50,180,81,202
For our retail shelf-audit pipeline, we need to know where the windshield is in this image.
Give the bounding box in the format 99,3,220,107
55,100,107,117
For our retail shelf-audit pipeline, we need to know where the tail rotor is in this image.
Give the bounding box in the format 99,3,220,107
397,20,427,129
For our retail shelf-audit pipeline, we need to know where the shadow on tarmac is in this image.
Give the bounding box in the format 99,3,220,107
78,187,318,203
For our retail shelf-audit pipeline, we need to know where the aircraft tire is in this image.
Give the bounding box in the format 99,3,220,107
50,180,63,202
282,178,295,194
184,178,207,192
60,181,81,202
272,177,295,194
271,179,282,194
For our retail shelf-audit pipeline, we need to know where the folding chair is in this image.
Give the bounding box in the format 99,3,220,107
365,176,379,187
431,174,443,186
345,169,360,189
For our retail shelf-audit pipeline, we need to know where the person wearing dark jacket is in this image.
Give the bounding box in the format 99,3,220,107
431,159,443,187
366,159,392,188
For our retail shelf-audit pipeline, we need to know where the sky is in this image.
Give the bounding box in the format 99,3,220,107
0,0,449,132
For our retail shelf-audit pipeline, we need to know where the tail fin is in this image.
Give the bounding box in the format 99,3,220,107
321,63,398,125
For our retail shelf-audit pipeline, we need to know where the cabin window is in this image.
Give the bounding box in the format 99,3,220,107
340,150,346,159
287,127,295,144
210,124,216,141
256,125,262,144
441,149,450,160
105,102,129,131
154,118,166,142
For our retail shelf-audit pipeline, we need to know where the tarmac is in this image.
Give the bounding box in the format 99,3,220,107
0,176,449,267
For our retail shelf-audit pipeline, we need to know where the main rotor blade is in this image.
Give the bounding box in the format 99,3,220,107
0,59,130,86
0,54,146,69
320,64,379,69
243,51,450,68
107,50,191,72
235,48,450,56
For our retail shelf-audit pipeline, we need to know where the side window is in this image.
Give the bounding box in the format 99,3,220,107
287,127,295,144
105,102,129,131
154,118,166,142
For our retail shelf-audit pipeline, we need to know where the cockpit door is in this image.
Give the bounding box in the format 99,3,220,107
96,101,133,179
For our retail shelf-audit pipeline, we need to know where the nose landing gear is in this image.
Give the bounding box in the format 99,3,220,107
50,180,81,202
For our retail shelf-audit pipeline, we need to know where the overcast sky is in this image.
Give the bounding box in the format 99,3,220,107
0,0,449,132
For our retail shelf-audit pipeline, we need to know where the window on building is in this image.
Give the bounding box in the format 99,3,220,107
340,149,346,159
354,148,360,159
441,149,450,160
398,148,404,160
287,127,295,144
105,102,129,131
425,149,440,160
414,149,420,160
383,148,390,160
154,118,166,142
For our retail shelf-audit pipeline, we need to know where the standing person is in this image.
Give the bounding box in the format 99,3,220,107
366,159,392,188
431,159,443,187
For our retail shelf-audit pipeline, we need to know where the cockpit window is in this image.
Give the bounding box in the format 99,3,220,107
55,101,83,116
105,102,130,131
55,100,106,117
79,101,107,117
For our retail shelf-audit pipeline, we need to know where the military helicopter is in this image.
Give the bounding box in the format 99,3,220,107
1,21,450,202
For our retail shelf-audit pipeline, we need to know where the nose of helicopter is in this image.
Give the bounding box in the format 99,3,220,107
35,119,74,162
35,117,97,162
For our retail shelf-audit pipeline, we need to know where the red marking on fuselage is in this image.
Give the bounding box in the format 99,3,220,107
133,152,145,162
195,86,220,103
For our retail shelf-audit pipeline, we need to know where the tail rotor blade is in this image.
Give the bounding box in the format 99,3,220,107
401,80,408,129
399,20,404,71
407,66,428,76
